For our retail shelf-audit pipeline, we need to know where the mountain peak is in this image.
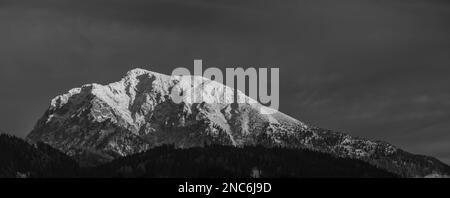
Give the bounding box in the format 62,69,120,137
124,68,168,80
126,68,151,75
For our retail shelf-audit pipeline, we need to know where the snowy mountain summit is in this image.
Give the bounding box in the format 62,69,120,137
27,68,450,177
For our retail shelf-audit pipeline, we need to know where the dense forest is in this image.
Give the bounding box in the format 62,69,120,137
0,134,78,177
0,134,398,178
89,144,397,178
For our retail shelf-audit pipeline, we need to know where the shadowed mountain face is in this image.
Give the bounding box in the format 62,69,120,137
27,69,450,177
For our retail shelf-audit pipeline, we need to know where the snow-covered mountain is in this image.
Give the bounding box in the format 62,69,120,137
27,68,450,177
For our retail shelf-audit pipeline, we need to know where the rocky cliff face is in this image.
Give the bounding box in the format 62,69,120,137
27,68,450,177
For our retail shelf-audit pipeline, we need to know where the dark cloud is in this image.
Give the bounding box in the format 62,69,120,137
1,0,449,163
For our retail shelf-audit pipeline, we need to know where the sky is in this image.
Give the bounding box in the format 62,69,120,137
0,0,449,163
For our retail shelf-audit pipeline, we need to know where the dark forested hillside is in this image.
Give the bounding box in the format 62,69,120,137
0,134,397,178
88,145,398,178
0,134,79,178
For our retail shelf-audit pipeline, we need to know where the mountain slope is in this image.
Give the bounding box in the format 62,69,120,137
27,68,450,177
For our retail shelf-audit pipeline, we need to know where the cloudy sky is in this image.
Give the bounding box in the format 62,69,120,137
0,0,449,163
